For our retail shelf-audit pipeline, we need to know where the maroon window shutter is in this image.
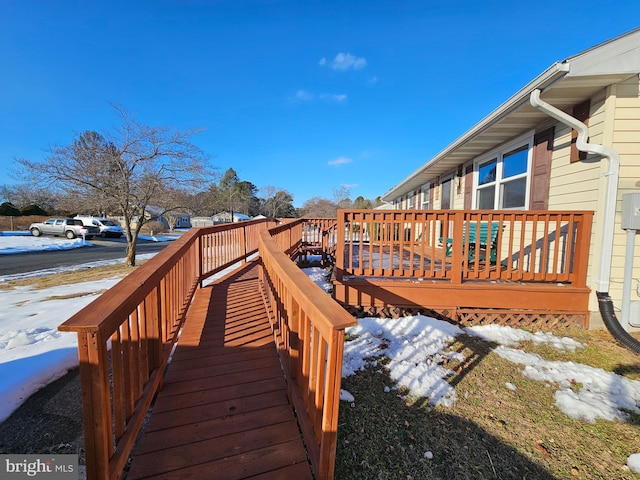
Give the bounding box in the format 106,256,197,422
571,100,590,163
530,127,555,210
430,182,435,208
464,165,473,209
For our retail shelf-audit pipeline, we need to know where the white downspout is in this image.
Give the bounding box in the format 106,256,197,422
529,89,619,293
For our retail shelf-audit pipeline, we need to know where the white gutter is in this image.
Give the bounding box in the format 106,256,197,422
530,89,619,293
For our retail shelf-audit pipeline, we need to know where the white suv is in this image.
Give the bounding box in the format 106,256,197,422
75,216,124,238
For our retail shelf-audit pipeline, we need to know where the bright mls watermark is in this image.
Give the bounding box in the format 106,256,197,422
1,455,77,479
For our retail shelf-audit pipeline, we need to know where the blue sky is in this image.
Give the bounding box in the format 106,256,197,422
1,1,639,208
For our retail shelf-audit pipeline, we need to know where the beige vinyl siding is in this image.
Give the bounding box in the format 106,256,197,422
547,127,600,212
609,76,640,312
452,177,465,209
546,89,608,316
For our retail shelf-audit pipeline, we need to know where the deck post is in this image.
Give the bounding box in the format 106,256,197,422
241,224,247,263
198,233,204,288
451,211,464,284
78,331,112,480
572,212,593,288
334,212,345,281
317,329,346,480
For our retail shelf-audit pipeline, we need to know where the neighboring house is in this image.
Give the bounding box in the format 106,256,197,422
382,28,640,329
191,216,215,227
112,207,192,230
193,212,253,227
212,211,252,224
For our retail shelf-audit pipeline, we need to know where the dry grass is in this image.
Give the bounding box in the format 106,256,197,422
335,328,640,480
0,263,137,291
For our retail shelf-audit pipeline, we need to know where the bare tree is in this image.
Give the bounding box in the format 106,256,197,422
301,196,339,218
259,186,296,218
332,186,353,209
0,184,59,213
16,105,213,265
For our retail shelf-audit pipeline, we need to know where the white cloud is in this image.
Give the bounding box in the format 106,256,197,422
320,93,347,103
341,183,359,189
322,52,367,71
292,90,347,104
295,89,314,101
328,156,351,166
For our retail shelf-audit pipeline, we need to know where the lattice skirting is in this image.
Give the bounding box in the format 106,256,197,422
341,304,587,330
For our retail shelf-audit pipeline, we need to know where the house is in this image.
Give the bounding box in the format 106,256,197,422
112,206,192,230
192,212,252,227
381,28,640,330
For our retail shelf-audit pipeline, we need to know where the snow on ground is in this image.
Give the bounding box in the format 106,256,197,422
302,261,640,431
1,246,640,469
342,315,465,407
0,231,91,254
0,277,123,421
0,232,175,421
303,266,334,293
339,313,640,421
467,323,585,352
340,314,640,424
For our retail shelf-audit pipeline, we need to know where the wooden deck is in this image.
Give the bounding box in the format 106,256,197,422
125,262,314,480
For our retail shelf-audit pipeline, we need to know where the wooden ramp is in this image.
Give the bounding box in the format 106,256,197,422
126,262,314,480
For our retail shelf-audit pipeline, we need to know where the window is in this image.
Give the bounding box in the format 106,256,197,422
407,193,414,209
475,135,531,210
441,176,453,209
421,184,430,209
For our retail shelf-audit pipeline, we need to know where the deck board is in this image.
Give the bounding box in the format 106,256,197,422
126,262,313,480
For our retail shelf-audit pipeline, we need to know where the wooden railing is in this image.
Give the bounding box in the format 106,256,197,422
269,218,338,262
336,209,593,286
58,219,275,480
259,223,356,480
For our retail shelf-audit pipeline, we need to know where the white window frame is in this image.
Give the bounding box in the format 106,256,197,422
420,184,431,209
407,193,414,209
473,132,534,210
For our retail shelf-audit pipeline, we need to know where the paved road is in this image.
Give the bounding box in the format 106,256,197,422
0,237,171,277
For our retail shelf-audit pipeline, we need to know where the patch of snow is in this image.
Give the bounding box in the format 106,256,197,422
628,453,640,473
0,277,123,421
495,345,640,423
0,235,94,254
343,315,463,407
340,389,355,402
467,324,584,351
301,266,332,292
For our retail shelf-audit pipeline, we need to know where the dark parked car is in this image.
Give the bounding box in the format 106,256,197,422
29,218,100,240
